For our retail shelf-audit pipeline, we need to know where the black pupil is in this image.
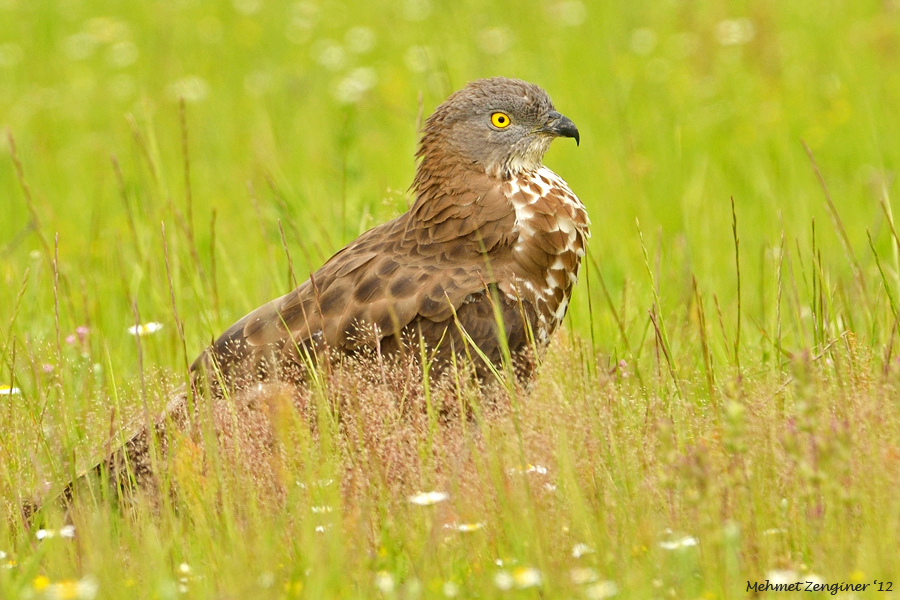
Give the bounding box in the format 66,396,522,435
498,115,506,123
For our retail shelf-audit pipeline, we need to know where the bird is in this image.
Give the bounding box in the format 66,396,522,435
26,77,589,517
193,76,588,390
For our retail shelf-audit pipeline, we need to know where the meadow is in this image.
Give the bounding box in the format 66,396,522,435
2,0,900,597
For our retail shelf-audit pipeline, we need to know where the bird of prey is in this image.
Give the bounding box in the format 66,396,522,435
27,77,588,515
194,76,588,390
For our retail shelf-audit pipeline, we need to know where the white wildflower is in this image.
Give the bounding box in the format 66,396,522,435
374,571,394,594
509,464,548,475
572,542,594,558
766,569,799,585
511,567,542,589
47,576,98,600
570,567,599,585
493,571,514,591
127,322,164,336
408,491,448,506
806,573,825,586
36,525,75,540
659,535,698,550
585,580,619,600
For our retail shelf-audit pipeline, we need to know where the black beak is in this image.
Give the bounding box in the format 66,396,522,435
544,110,580,146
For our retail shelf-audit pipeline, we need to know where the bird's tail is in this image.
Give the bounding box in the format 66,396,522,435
20,386,192,524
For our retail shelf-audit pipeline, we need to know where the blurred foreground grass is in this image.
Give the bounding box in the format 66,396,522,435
3,0,900,598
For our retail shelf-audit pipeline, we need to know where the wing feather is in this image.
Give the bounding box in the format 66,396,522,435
203,171,518,374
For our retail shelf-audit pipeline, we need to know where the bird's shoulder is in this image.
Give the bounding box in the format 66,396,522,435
241,173,520,351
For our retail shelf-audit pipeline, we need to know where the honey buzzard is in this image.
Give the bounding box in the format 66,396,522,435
27,77,588,516
196,76,588,388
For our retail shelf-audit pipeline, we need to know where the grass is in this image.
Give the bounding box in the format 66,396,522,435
2,0,900,597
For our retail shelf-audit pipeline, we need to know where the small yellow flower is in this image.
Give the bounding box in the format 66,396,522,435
850,570,865,583
0,385,21,395
508,464,549,475
33,575,50,591
283,580,303,595
48,577,98,600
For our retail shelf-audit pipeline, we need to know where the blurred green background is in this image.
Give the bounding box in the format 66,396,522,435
3,3,900,598
1,0,898,377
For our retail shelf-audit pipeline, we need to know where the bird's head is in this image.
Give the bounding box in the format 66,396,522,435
416,77,579,180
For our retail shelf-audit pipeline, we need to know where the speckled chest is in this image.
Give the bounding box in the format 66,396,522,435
503,167,590,345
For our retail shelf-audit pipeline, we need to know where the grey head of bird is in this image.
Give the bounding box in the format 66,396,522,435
415,77,580,182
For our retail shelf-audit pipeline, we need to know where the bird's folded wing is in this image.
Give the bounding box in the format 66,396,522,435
237,184,517,354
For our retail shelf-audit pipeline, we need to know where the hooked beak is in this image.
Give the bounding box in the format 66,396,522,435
542,110,580,146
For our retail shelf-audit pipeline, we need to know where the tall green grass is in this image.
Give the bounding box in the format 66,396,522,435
3,0,900,598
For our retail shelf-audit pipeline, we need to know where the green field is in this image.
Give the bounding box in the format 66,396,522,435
3,0,900,597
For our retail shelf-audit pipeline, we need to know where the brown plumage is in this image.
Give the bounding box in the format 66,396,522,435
27,77,588,516
195,77,588,388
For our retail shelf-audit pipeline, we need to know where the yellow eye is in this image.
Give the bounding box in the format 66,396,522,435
491,112,511,128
